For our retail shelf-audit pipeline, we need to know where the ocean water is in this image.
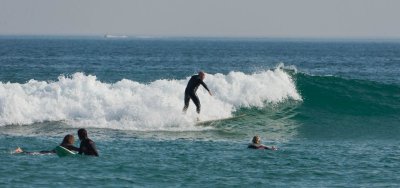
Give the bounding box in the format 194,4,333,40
1,36,400,187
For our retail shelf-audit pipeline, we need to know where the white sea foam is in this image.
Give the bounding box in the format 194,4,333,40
0,68,301,130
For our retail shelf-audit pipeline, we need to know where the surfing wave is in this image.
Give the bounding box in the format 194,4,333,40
0,68,301,130
290,73,400,139
295,73,400,116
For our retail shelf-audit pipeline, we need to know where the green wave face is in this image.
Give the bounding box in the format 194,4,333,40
288,73,400,139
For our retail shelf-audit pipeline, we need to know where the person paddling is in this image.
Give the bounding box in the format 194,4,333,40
248,135,277,150
14,134,79,154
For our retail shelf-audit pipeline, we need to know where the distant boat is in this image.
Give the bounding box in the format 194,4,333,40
104,34,128,38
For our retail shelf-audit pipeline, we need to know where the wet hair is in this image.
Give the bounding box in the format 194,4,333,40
61,134,75,145
78,128,88,140
252,136,261,144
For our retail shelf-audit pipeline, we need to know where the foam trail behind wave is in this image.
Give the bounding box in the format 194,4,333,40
0,68,301,130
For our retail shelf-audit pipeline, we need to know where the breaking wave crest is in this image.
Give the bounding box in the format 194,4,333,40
0,68,301,130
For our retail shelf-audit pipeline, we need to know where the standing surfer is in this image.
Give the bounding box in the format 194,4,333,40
182,71,212,115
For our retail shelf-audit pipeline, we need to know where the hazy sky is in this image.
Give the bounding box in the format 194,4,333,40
1,0,399,38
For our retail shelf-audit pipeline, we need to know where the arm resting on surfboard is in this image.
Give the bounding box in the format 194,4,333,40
61,144,79,152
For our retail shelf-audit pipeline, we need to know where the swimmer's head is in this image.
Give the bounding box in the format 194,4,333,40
61,134,75,145
252,135,261,144
78,128,88,140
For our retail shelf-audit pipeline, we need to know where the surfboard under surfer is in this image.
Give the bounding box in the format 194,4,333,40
14,129,99,156
14,134,79,155
182,71,212,115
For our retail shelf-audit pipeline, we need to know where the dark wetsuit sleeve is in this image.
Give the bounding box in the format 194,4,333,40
78,142,83,155
89,141,99,156
199,80,210,92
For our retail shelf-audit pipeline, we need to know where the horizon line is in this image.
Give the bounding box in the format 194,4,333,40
1,34,400,41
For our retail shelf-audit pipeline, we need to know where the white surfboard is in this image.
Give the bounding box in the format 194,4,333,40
196,114,247,126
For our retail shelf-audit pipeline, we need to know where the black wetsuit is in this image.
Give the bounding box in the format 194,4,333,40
79,138,99,156
183,75,210,114
248,144,271,150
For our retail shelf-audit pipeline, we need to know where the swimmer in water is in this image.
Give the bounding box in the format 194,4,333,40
77,128,99,156
248,135,277,150
14,134,79,154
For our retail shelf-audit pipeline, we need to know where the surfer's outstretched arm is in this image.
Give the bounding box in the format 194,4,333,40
263,145,278,150
13,147,56,154
198,71,212,96
247,144,277,150
248,136,278,150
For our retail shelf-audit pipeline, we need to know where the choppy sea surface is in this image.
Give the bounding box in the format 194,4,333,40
1,36,399,187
